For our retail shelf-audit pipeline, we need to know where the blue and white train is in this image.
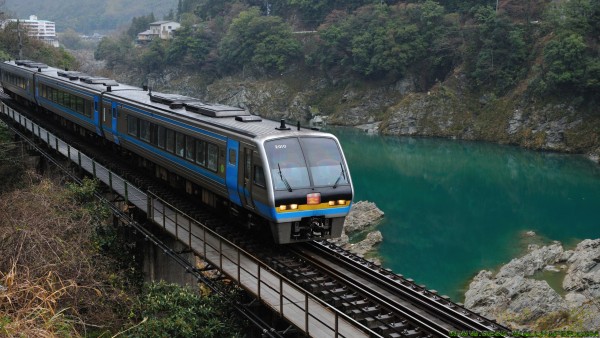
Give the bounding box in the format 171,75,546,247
0,60,353,244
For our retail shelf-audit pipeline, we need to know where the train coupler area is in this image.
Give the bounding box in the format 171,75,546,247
291,217,332,240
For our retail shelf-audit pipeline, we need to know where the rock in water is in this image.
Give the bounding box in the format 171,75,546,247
328,201,385,264
343,201,384,233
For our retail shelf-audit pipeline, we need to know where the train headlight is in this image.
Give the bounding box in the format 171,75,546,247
328,201,336,206
279,205,287,211
290,204,298,210
337,200,346,205
307,193,321,205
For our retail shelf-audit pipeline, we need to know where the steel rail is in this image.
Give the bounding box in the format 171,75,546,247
307,241,512,336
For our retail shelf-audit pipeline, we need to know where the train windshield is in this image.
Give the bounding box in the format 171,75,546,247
265,137,348,191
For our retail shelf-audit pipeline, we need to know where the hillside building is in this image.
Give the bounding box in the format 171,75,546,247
137,21,180,42
5,15,59,48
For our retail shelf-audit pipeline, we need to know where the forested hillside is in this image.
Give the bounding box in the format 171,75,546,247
95,0,599,100
2,0,598,156
3,0,177,33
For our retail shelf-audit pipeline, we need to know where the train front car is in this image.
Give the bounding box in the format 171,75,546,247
259,133,353,244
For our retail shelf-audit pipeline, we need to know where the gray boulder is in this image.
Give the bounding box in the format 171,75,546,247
343,201,384,233
563,239,600,298
465,239,600,330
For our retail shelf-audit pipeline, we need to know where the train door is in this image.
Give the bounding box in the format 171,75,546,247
111,102,120,144
226,139,242,206
239,146,255,209
93,96,102,136
101,99,112,139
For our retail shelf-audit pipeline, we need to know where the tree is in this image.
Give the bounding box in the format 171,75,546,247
218,7,301,73
59,29,83,50
542,33,587,90
464,6,528,93
127,13,157,39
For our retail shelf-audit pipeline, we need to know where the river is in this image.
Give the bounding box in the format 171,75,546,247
330,127,600,301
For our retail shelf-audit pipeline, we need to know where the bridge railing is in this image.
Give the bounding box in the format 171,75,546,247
0,102,374,338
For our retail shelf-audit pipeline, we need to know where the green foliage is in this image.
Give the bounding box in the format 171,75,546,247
95,35,135,68
0,23,77,68
218,7,301,73
313,2,457,84
464,6,528,93
167,24,216,69
128,281,244,338
140,40,168,73
127,13,157,39
534,0,600,99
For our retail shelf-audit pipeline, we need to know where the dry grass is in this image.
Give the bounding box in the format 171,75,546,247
0,172,132,337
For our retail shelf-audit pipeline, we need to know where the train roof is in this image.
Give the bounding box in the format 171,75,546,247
2,60,326,141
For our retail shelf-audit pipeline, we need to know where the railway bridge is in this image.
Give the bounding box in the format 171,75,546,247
0,97,513,338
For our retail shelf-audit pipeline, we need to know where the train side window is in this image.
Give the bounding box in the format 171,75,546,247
229,149,236,165
156,125,166,149
185,135,195,161
166,129,175,153
139,119,151,142
127,115,138,136
84,101,92,118
254,165,266,187
195,140,205,166
207,143,218,172
175,133,185,157
69,95,76,111
76,97,84,114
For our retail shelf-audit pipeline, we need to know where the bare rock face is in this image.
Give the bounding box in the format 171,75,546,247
464,239,600,330
343,201,385,233
495,243,564,279
328,201,385,263
465,243,568,324
346,231,383,257
563,239,600,298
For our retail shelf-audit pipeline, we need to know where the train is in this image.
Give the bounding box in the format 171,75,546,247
0,59,354,244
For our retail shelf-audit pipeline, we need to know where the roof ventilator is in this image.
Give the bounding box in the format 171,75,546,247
235,115,262,122
276,119,291,130
57,70,86,81
81,77,119,87
17,60,48,69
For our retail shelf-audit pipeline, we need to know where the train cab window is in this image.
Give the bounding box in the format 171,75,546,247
254,165,266,188
185,135,195,161
139,119,151,142
195,140,205,166
176,132,185,157
156,125,166,149
264,138,311,190
166,129,175,153
207,143,218,172
127,115,138,136
300,137,348,187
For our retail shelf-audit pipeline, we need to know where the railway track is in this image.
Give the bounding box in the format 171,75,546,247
3,97,512,337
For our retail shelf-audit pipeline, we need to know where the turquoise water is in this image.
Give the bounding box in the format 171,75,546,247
330,127,600,301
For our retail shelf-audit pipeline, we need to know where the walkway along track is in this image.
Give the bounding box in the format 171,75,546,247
1,97,514,337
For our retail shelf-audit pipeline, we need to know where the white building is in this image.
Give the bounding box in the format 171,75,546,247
137,21,180,42
6,15,59,47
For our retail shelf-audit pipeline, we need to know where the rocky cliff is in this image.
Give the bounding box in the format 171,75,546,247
75,46,600,163
113,63,599,163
